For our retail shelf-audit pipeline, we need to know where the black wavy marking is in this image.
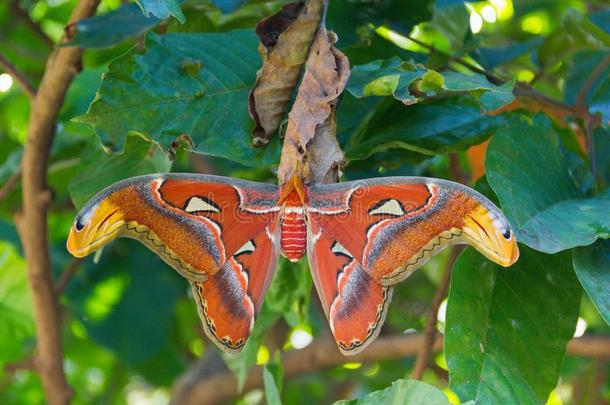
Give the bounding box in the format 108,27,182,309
193,260,251,352
124,222,203,279
337,285,391,353
382,230,462,284
195,284,247,352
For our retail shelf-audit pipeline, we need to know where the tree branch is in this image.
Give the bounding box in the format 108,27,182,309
574,55,609,185
0,52,36,100
575,55,610,112
19,0,100,403
172,333,443,405
172,333,610,405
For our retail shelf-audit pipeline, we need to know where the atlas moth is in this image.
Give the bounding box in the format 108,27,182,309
67,173,518,355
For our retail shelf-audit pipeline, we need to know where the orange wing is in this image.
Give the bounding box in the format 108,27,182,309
307,220,392,355
307,177,518,287
67,174,281,352
191,221,280,352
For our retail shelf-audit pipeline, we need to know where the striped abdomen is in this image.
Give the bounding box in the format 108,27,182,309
280,207,307,262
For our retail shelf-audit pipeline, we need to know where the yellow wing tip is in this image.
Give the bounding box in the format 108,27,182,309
67,200,124,258
462,206,519,267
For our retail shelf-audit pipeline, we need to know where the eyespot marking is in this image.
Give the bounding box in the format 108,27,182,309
234,240,256,256
331,241,352,258
75,216,85,231
184,196,221,214
368,199,405,216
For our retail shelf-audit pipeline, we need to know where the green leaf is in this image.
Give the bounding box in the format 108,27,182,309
446,247,580,404
441,72,515,111
347,58,514,110
64,4,161,49
538,9,610,69
486,114,610,253
518,190,610,253
327,0,433,47
211,0,247,14
347,57,427,102
263,362,283,405
68,135,172,209
345,97,505,160
428,1,469,50
573,239,610,324
77,30,281,168
0,242,35,377
420,70,444,92
333,379,453,405
135,0,185,23
474,37,544,70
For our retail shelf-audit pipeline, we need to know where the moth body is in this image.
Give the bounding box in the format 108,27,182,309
279,177,308,261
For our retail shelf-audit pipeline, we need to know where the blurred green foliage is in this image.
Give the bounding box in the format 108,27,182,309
0,0,609,404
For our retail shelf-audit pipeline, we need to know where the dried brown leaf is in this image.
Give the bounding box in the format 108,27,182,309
248,0,324,146
277,28,350,184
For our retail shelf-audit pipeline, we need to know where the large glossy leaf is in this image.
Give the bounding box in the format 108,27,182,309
446,247,580,404
0,242,35,378
345,97,505,159
518,190,610,253
65,3,161,48
573,239,610,324
77,30,282,167
486,114,610,253
135,0,185,23
68,135,172,209
334,379,454,405
347,58,514,110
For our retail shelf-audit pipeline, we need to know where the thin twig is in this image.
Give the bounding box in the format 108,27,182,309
401,31,601,129
4,355,36,373
0,52,36,100
0,168,22,201
575,55,610,111
403,33,503,85
575,55,609,184
19,0,100,404
412,246,462,380
10,0,55,48
54,258,82,296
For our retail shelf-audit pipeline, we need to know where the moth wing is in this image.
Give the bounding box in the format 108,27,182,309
307,220,392,355
306,177,518,286
67,174,280,282
191,221,281,352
